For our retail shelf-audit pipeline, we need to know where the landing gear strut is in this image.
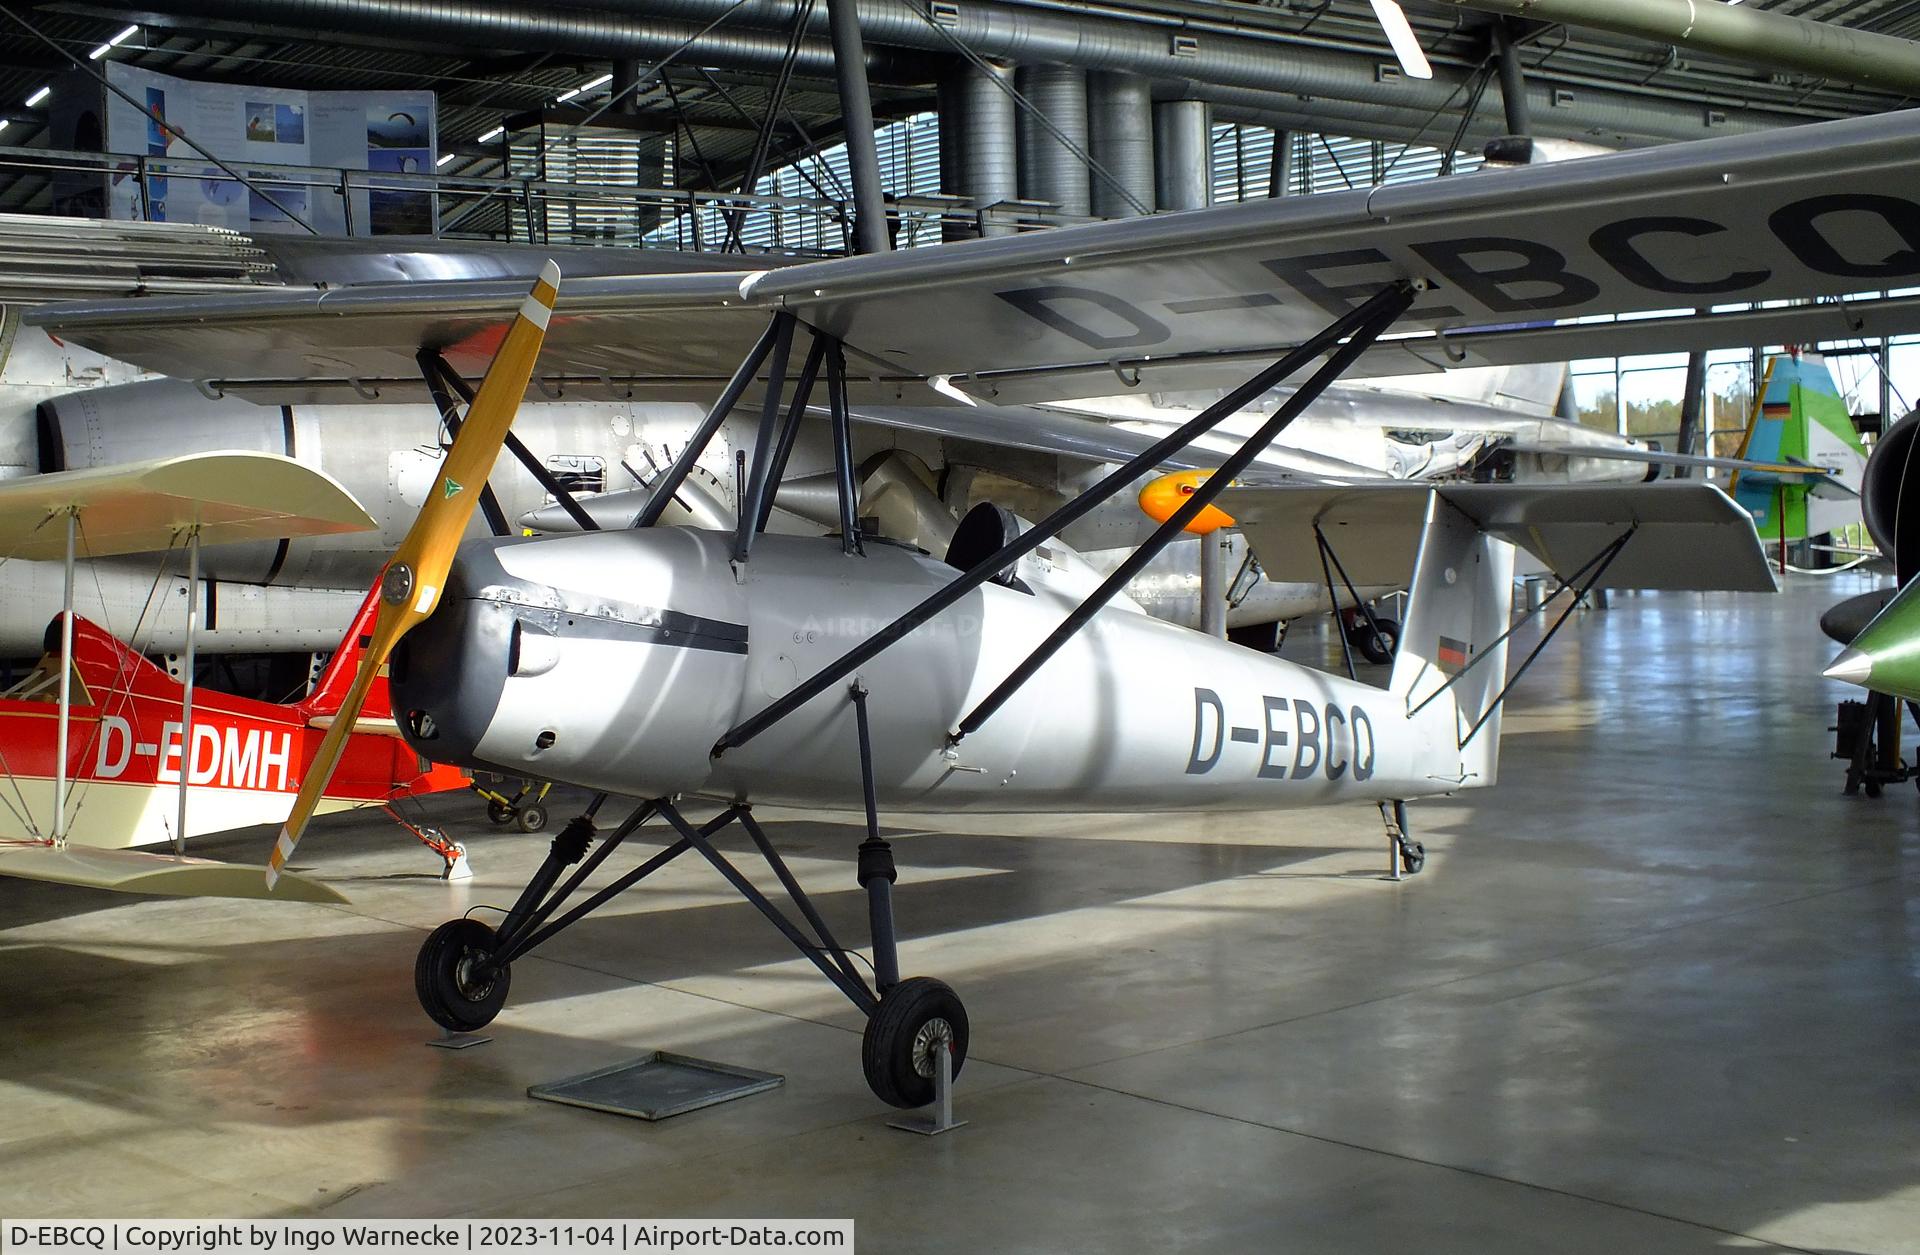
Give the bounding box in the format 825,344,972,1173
1380,799,1424,879
412,791,965,1110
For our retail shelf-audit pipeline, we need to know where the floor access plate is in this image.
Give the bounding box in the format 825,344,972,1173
528,1052,785,1121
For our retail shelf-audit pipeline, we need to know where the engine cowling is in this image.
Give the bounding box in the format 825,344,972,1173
1861,411,1920,583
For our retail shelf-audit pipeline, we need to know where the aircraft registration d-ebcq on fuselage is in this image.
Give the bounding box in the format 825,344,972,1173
29,107,1920,1111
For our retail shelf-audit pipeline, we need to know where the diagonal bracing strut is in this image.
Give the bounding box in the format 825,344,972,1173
951,286,1414,742
714,280,1419,756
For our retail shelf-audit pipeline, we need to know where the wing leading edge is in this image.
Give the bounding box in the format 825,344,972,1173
30,108,1920,404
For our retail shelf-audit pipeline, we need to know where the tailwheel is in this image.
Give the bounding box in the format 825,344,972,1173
1399,838,1426,875
415,918,512,1032
861,977,969,1109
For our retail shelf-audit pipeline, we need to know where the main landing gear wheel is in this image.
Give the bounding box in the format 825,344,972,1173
862,977,969,1109
486,801,514,825
415,918,512,1032
514,803,549,833
1349,616,1400,666
1399,839,1426,875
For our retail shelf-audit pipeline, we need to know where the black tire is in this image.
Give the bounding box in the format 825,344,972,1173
1351,616,1400,666
861,977,969,1109
415,918,511,1032
486,801,513,825
1400,840,1426,875
514,803,549,833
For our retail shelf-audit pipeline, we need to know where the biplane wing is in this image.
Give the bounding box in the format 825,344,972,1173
0,451,376,902
28,108,1920,407
0,843,347,902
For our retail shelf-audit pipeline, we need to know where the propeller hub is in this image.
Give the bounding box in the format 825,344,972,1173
382,562,416,606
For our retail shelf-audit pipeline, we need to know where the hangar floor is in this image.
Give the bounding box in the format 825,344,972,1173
1,572,1916,1253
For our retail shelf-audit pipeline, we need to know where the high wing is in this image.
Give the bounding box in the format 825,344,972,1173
1220,480,1777,592
28,109,1920,407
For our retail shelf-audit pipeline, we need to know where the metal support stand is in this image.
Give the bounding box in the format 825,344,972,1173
1199,529,1227,639
887,1031,966,1136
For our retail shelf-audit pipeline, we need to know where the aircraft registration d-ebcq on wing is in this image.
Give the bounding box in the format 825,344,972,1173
28,108,1920,1111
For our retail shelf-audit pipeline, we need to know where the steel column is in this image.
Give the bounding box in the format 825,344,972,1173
1153,100,1210,212
826,0,892,254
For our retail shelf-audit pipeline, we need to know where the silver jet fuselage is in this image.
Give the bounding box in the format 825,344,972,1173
389,529,1476,813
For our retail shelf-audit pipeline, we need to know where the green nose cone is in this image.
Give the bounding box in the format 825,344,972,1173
1828,577,1920,700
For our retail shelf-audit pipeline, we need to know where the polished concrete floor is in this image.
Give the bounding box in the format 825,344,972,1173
2,572,1917,1252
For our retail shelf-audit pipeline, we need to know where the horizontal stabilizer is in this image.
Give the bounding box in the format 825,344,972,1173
1222,481,1776,592
0,842,347,903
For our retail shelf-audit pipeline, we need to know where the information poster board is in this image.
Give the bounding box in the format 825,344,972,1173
78,63,436,236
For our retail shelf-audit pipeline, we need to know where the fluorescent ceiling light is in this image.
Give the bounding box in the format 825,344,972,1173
88,24,139,59
1368,0,1433,80
557,86,583,102
580,74,613,91
0,120,11,135
479,125,505,142
24,85,50,108
436,152,455,166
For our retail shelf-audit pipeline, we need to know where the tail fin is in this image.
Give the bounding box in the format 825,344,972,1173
1733,351,1869,540
1388,497,1516,788
301,576,388,720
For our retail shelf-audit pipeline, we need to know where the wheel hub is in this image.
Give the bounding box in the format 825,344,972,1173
910,1017,954,1078
453,947,499,1000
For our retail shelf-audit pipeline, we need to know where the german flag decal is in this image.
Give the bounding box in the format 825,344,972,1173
1438,636,1469,675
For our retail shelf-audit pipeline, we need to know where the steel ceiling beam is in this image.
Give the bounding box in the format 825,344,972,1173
1432,0,1920,97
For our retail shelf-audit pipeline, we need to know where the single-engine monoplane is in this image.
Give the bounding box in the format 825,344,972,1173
36,107,1920,1107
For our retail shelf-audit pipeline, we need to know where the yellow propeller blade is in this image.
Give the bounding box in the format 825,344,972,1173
267,261,560,890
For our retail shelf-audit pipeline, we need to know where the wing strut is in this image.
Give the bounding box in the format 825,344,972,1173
417,349,600,534
715,280,1419,756
950,285,1414,743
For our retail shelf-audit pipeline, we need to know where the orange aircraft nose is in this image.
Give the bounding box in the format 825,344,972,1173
1138,471,1236,535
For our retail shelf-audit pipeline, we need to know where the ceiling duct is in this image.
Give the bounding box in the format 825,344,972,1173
133,0,1821,146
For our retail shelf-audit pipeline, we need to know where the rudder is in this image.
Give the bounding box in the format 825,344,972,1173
1388,496,1515,788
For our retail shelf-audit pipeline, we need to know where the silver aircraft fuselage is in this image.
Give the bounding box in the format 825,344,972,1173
389,529,1480,813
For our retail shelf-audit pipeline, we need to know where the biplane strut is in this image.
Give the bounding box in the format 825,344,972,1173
420,282,1417,1110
